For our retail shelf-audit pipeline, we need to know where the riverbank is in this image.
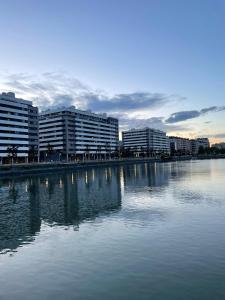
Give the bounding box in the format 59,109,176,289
0,155,224,178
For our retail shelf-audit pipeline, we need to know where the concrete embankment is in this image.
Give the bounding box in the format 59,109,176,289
0,158,161,178
0,155,224,178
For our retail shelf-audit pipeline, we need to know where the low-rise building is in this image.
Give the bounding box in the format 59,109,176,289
122,127,170,155
169,136,192,155
191,138,210,154
211,142,225,149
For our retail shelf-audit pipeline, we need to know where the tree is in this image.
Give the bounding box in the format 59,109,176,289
85,144,90,160
198,146,205,155
46,143,54,161
7,145,19,165
47,143,54,154
140,146,145,157
105,142,111,159
97,145,102,160
113,145,119,159
28,145,38,163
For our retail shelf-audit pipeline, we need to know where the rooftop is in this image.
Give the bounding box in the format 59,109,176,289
40,105,117,120
0,92,32,105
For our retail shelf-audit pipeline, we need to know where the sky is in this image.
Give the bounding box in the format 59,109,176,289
0,0,225,143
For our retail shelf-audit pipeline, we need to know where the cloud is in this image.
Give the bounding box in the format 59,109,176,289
165,106,225,123
200,106,218,114
203,133,225,139
80,92,181,113
117,115,187,133
1,71,224,137
166,110,200,123
1,72,181,114
2,72,90,110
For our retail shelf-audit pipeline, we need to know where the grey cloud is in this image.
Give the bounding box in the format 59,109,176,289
2,72,180,113
166,106,225,124
203,133,225,139
200,106,218,114
51,94,74,108
80,92,180,112
118,115,187,133
213,133,225,138
3,72,90,110
166,110,200,123
1,72,223,134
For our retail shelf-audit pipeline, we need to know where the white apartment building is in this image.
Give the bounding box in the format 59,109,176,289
39,106,119,160
169,136,192,155
0,92,38,163
122,127,170,154
191,138,210,154
168,136,210,155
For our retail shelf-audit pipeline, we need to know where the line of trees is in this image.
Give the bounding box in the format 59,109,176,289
5,145,39,164
3,143,225,165
198,146,225,155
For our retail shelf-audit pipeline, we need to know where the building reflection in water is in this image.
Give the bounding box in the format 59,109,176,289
0,167,121,254
0,162,190,254
122,163,171,189
0,178,41,254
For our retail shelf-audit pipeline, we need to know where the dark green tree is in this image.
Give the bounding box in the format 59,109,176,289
28,145,38,163
7,145,19,165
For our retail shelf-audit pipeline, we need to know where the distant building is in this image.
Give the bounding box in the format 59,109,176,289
169,136,210,155
211,142,225,149
169,136,191,155
39,106,119,161
196,138,210,148
0,92,38,163
191,138,210,154
122,127,170,155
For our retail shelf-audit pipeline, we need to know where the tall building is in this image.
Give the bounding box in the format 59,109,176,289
169,136,192,155
122,127,170,154
39,106,119,160
0,92,38,163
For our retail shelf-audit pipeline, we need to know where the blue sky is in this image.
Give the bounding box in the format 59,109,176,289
0,0,225,142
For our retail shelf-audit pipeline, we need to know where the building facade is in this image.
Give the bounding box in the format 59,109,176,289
169,136,210,155
39,106,119,160
0,92,38,163
122,127,170,155
169,136,192,155
211,142,225,150
191,138,210,154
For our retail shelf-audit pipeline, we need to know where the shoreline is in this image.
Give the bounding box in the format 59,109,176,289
0,155,224,178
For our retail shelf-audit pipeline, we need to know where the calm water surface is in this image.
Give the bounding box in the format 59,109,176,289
0,160,225,300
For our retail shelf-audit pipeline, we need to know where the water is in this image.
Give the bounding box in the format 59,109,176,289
0,160,225,300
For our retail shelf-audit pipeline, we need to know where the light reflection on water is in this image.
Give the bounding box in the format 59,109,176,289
0,160,225,300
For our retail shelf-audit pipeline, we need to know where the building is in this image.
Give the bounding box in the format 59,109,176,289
191,138,210,154
0,92,38,163
196,138,210,149
122,127,170,155
39,106,119,161
169,136,210,155
211,142,225,149
169,136,192,155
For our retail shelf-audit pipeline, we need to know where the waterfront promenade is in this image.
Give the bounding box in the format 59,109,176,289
0,155,224,178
